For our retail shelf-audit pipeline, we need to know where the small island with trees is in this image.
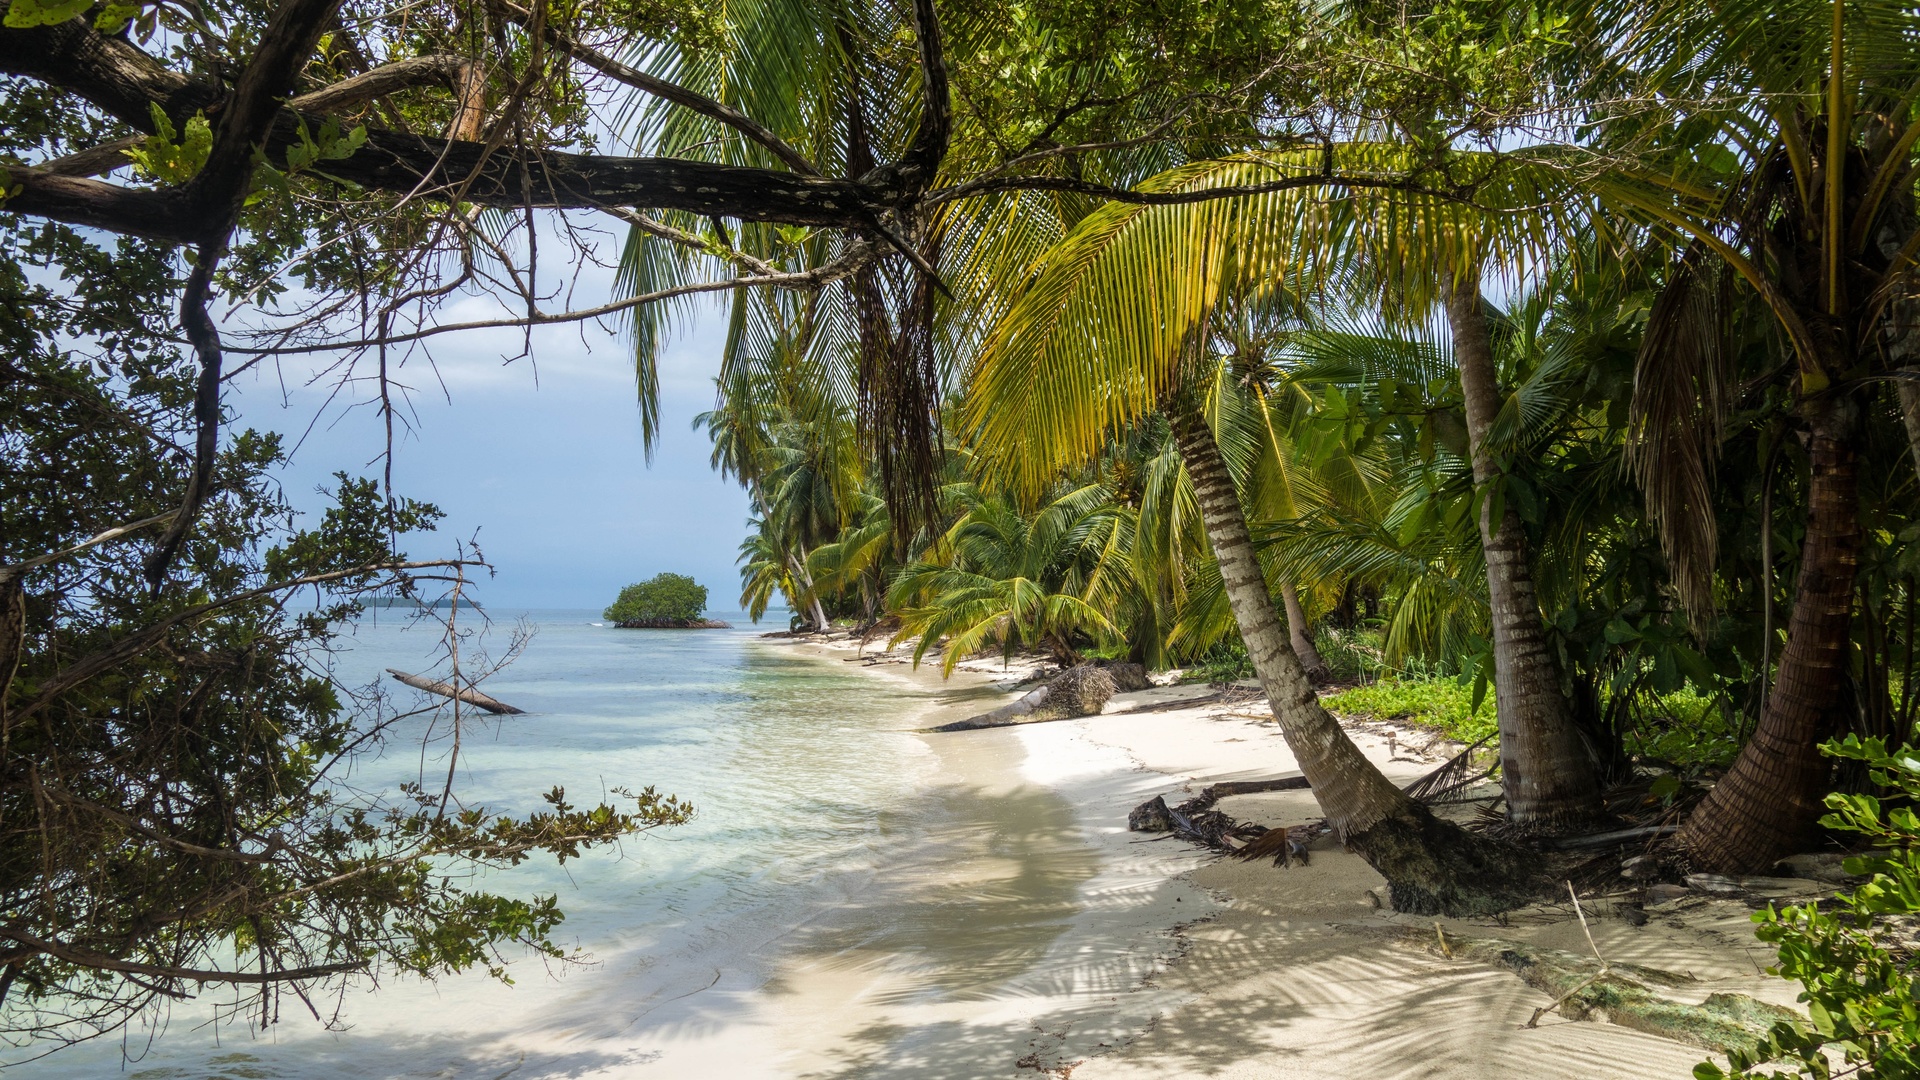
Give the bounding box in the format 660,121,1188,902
604,573,731,629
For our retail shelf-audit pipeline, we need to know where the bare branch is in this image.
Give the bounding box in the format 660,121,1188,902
0,512,176,585
226,244,876,356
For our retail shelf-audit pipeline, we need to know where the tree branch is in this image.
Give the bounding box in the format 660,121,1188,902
926,170,1475,209
0,929,365,986
285,54,469,116
225,244,876,356
13,559,476,723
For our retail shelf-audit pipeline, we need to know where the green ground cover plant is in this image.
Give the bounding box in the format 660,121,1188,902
1699,736,1920,1080
1322,676,1498,743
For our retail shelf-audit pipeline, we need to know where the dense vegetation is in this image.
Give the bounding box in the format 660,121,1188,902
3,0,1918,1070
605,572,711,625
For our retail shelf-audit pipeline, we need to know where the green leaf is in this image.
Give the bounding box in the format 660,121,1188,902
4,0,91,28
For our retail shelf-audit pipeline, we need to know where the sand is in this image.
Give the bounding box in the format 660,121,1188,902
783,631,1809,1080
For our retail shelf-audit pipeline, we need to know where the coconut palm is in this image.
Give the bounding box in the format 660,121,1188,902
1566,0,1920,869
886,484,1125,672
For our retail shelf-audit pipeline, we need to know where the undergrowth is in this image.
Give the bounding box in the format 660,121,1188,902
1321,676,1497,743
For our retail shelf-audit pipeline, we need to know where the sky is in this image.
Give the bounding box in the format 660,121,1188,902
224,255,758,615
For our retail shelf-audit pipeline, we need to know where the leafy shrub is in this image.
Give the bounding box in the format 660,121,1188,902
1322,676,1497,742
1180,640,1255,684
1626,688,1744,770
1697,736,1920,1080
1314,626,1389,684
606,573,709,624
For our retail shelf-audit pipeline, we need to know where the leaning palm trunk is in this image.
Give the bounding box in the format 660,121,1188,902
1445,283,1606,829
1280,581,1333,683
1676,401,1863,872
1170,403,1536,914
787,555,830,631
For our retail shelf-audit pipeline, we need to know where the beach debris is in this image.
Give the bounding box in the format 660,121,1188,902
931,663,1117,731
1647,883,1692,906
1526,882,1609,1028
1620,854,1659,879
1126,776,1322,862
1347,921,1799,1053
1128,796,1175,833
1686,872,1747,896
1545,824,1682,850
387,669,525,715
1234,825,1310,867
1095,660,1153,691
1400,732,1498,804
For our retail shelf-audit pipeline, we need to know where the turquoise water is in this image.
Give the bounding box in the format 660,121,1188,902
8,608,1152,1079
2,613,886,1069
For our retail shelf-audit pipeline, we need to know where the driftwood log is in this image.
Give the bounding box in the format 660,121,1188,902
1128,776,1320,861
931,663,1126,731
387,669,525,715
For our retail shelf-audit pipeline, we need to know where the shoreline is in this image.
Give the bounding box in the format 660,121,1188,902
773,631,1810,1079
757,636,1223,1077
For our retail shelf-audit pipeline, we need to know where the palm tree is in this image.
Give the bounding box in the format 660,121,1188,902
1443,278,1607,827
957,173,1540,907
886,484,1124,673
1572,0,1920,870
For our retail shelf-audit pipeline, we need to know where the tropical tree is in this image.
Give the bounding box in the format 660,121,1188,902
887,483,1125,672
1573,0,1920,870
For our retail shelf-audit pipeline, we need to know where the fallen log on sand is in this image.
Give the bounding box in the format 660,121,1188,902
931,663,1146,731
1128,776,1323,862
387,669,525,715
1348,922,1798,1053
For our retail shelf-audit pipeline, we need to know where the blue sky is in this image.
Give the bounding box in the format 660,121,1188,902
227,288,760,614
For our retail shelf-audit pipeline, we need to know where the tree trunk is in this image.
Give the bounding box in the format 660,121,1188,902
786,554,829,631
1676,402,1862,872
1444,281,1606,829
387,669,524,715
1169,403,1537,915
1280,580,1332,684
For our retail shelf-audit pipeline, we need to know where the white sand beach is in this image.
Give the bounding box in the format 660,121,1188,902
770,630,1809,1080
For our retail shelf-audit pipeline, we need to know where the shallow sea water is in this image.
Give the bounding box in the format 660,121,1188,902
8,610,1194,1079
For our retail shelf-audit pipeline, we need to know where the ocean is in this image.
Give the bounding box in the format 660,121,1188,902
9,609,1205,1079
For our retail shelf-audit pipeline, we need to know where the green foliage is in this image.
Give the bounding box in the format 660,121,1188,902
1323,676,1498,743
0,213,689,1047
605,572,710,624
888,484,1126,672
1180,640,1256,684
1696,736,1920,1080
1626,689,1744,770
122,103,211,184
2,0,89,29
1315,626,1389,684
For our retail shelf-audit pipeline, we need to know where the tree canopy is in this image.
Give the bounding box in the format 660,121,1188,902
8,0,1920,1070
605,573,710,625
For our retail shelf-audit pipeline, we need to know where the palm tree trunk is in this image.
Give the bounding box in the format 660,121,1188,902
1169,403,1536,915
1444,281,1605,829
787,555,829,631
1280,581,1332,684
1676,402,1862,872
